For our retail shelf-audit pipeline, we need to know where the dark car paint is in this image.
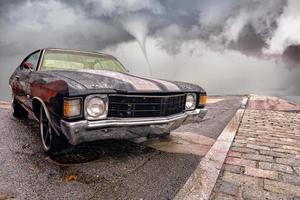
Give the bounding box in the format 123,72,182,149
9,48,207,129
42,70,206,94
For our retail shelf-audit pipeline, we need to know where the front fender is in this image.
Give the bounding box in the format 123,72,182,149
32,96,61,136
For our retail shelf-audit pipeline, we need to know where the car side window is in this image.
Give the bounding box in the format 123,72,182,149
21,51,41,72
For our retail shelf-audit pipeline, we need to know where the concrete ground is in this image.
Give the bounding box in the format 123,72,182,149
0,96,243,200
211,96,300,200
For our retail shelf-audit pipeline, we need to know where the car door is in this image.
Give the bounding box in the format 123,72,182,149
11,50,41,108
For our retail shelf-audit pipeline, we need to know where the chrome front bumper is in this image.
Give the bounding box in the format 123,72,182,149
60,108,207,145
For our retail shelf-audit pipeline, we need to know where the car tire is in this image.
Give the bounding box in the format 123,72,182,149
39,106,69,154
148,132,170,139
158,132,170,138
12,98,28,119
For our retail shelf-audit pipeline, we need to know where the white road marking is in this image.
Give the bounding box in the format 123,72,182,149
144,131,215,156
207,98,224,104
0,101,11,109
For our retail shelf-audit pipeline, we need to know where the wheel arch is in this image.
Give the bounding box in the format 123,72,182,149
32,97,50,121
32,97,61,136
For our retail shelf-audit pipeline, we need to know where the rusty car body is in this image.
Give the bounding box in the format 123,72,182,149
9,48,207,154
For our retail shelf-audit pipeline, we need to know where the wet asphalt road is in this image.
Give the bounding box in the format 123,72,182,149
176,95,244,139
0,96,243,200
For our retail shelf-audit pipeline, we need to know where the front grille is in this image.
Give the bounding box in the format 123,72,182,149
108,94,186,118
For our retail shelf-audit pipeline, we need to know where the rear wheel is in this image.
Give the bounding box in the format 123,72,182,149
39,107,69,154
12,98,28,119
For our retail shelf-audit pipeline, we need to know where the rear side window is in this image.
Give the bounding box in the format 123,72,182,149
21,51,41,71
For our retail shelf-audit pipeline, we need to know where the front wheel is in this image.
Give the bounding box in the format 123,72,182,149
12,98,28,119
39,107,69,154
158,132,170,138
148,132,170,139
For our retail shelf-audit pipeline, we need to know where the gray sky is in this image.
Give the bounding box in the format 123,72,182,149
0,0,300,101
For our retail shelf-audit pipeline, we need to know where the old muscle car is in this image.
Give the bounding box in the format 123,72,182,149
9,48,207,154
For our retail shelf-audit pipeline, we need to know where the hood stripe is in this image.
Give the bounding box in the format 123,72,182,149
79,69,161,91
150,79,180,91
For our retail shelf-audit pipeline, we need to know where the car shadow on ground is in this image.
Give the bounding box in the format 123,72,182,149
49,140,155,165
14,115,156,165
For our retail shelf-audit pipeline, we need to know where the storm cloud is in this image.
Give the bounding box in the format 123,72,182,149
0,0,300,100
1,0,300,57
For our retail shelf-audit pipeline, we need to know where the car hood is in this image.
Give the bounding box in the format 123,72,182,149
43,70,205,94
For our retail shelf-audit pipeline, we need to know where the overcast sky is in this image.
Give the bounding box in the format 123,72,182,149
0,0,300,101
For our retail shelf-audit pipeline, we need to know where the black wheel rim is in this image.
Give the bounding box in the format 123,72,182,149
40,108,52,151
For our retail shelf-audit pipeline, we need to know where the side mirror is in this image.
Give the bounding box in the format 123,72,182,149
23,62,33,70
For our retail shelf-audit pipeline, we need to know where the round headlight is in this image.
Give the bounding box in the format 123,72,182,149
186,93,196,110
86,96,107,119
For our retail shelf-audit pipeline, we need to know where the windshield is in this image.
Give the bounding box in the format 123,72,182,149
41,50,126,73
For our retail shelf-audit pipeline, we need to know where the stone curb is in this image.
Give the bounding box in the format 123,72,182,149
174,97,248,200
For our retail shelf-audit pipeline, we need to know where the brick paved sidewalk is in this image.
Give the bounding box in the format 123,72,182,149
210,108,300,200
